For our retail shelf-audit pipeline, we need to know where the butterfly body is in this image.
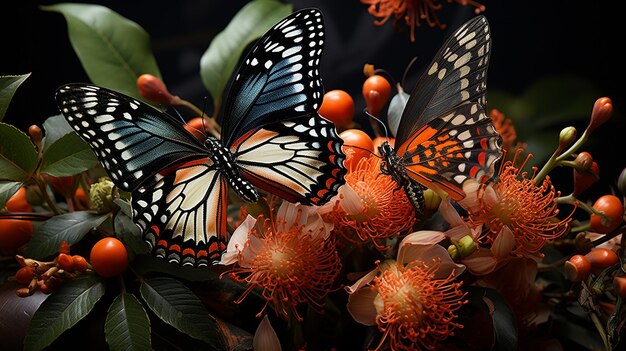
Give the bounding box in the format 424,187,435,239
383,16,502,214
203,136,258,203
378,141,426,215
55,8,346,266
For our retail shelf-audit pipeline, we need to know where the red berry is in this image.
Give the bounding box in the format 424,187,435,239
72,255,89,272
589,195,624,234
90,237,128,277
362,75,391,117
56,253,75,271
15,266,35,285
585,248,618,270
564,254,591,282
318,90,354,130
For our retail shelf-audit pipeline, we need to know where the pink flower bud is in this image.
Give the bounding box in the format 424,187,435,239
587,97,613,133
137,74,175,105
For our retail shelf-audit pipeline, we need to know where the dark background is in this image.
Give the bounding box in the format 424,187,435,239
2,0,625,181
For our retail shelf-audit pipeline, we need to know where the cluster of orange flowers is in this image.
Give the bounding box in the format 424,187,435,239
219,106,583,350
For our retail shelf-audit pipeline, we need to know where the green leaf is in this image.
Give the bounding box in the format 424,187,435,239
140,277,224,348
200,0,291,107
114,208,150,257
0,122,38,181
25,211,109,259
41,3,161,101
41,114,73,151
0,73,31,120
465,287,518,351
41,131,98,177
105,293,152,351
0,181,22,210
24,276,105,351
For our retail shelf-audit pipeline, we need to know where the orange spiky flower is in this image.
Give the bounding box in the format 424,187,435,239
462,150,571,256
347,231,467,351
322,155,415,248
222,202,341,321
361,0,485,42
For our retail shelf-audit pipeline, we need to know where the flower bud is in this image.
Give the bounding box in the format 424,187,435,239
137,74,176,105
363,75,391,117
363,64,375,77
558,126,577,150
587,97,613,134
28,125,42,148
573,161,599,196
89,177,119,214
574,152,593,171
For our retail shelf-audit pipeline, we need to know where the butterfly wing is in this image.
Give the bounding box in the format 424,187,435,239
220,8,325,147
55,84,208,192
395,16,492,146
231,114,346,206
221,8,346,204
135,159,228,266
397,102,501,200
56,84,228,266
393,16,501,200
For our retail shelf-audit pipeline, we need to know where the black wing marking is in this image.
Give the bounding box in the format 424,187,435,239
55,84,208,192
394,16,491,147
220,8,325,146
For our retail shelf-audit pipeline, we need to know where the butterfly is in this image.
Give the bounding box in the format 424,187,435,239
379,16,502,215
55,8,346,267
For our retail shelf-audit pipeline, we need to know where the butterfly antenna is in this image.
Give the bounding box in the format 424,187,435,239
364,109,390,141
171,106,187,125
199,96,209,137
402,57,418,88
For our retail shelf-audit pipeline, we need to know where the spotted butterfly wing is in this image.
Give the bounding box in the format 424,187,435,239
380,16,501,212
55,8,346,266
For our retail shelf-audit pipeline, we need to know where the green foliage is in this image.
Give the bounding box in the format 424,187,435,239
24,277,105,351
42,3,162,101
0,73,30,120
105,293,152,351
140,277,225,348
0,122,38,182
200,0,291,111
41,132,99,177
25,211,109,259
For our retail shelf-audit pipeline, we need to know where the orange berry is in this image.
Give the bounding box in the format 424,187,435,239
339,129,374,170
0,219,33,254
5,187,31,213
90,237,128,278
589,195,624,234
72,255,89,272
318,90,354,130
56,253,75,271
15,266,35,285
564,254,591,282
362,75,391,117
585,248,619,270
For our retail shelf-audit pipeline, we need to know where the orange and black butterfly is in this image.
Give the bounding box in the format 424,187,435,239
380,16,502,215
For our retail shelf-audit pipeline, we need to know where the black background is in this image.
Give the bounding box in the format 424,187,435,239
1,0,624,181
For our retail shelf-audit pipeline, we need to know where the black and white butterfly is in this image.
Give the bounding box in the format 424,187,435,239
379,16,502,215
55,8,346,266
